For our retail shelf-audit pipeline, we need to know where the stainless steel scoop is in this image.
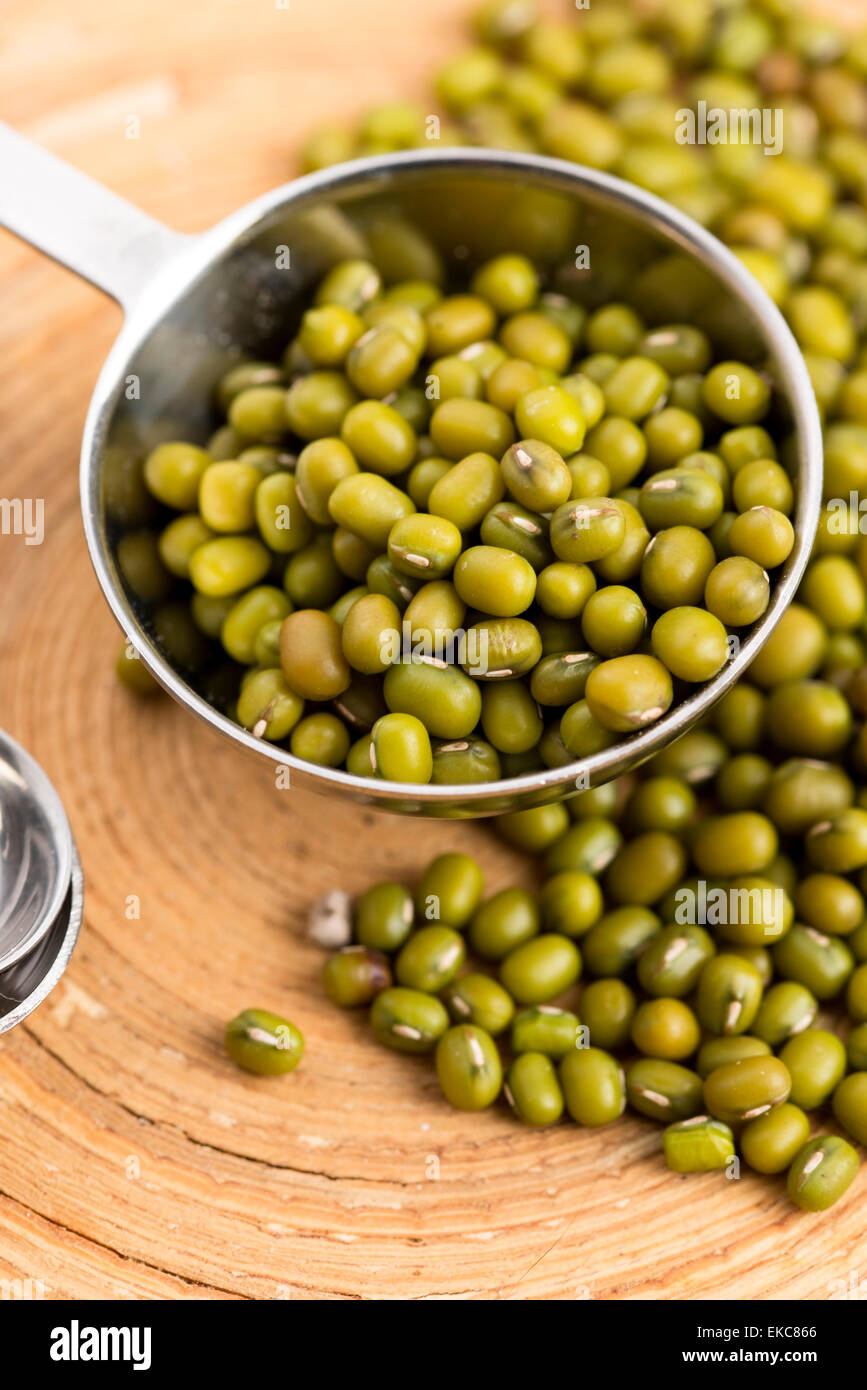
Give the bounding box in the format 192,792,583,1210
0,728,81,1032
0,728,73,971
0,845,83,1034
0,127,823,816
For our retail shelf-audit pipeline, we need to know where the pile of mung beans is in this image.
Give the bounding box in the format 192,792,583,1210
114,248,795,784
307,0,867,1210
320,712,867,1210
127,0,867,1208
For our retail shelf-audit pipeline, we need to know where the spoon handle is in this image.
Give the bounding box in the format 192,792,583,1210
0,120,188,313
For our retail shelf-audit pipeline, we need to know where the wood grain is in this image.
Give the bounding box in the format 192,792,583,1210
0,0,863,1301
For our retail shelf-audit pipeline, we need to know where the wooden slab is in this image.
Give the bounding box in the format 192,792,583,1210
0,0,863,1300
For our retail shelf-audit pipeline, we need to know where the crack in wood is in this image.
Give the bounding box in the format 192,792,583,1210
22,1028,427,1188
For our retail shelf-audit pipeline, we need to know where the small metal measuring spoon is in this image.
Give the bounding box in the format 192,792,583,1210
0,846,83,1034
0,729,73,972
0,129,823,815
0,730,81,1033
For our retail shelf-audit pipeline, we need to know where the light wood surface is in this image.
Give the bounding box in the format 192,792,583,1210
0,0,864,1301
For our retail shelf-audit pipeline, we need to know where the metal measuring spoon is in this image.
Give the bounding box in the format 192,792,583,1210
0,845,83,1033
0,729,73,973
0,129,824,814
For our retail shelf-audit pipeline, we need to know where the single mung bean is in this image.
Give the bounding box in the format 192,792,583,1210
469,887,540,961
255,472,314,554
715,754,773,812
626,1058,704,1123
565,450,610,498
225,1008,304,1075
631,998,701,1061
703,1055,792,1125
624,777,696,834
583,905,662,979
550,497,625,564
663,1116,736,1173
729,506,795,570
633,922,716,1000
480,498,553,570
415,852,484,928
702,361,770,425
395,924,465,992
499,933,581,1006
505,1052,565,1127
787,1135,859,1211
692,812,778,877
453,544,536,615
581,585,646,657
651,606,729,683
279,609,351,700
427,451,504,531
584,655,673,732
328,472,416,549
604,832,688,908
514,388,587,456
189,536,271,597
580,978,636,1050
290,712,351,767
560,1047,626,1126
644,408,704,469
323,946,392,1007
501,438,574,511
297,305,365,367
355,881,414,952
740,1104,812,1175
832,1072,867,1147
115,644,161,697
752,982,818,1047
539,872,603,939
535,561,597,619
383,658,482,739
441,972,514,1036
807,808,867,873
511,1005,582,1059
435,1024,502,1110
285,371,359,440
341,593,401,675
530,651,598,707
431,737,501,783
403,580,467,646
236,669,303,741
778,1029,847,1111
387,512,463,580
559,699,618,757
144,442,211,511
545,817,623,877
705,556,770,626
462,617,542,679
773,924,855,999
221,586,291,665
639,467,724,531
765,680,853,758
481,681,545,754
370,987,450,1054
429,397,515,460
315,259,381,312
695,954,764,1036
